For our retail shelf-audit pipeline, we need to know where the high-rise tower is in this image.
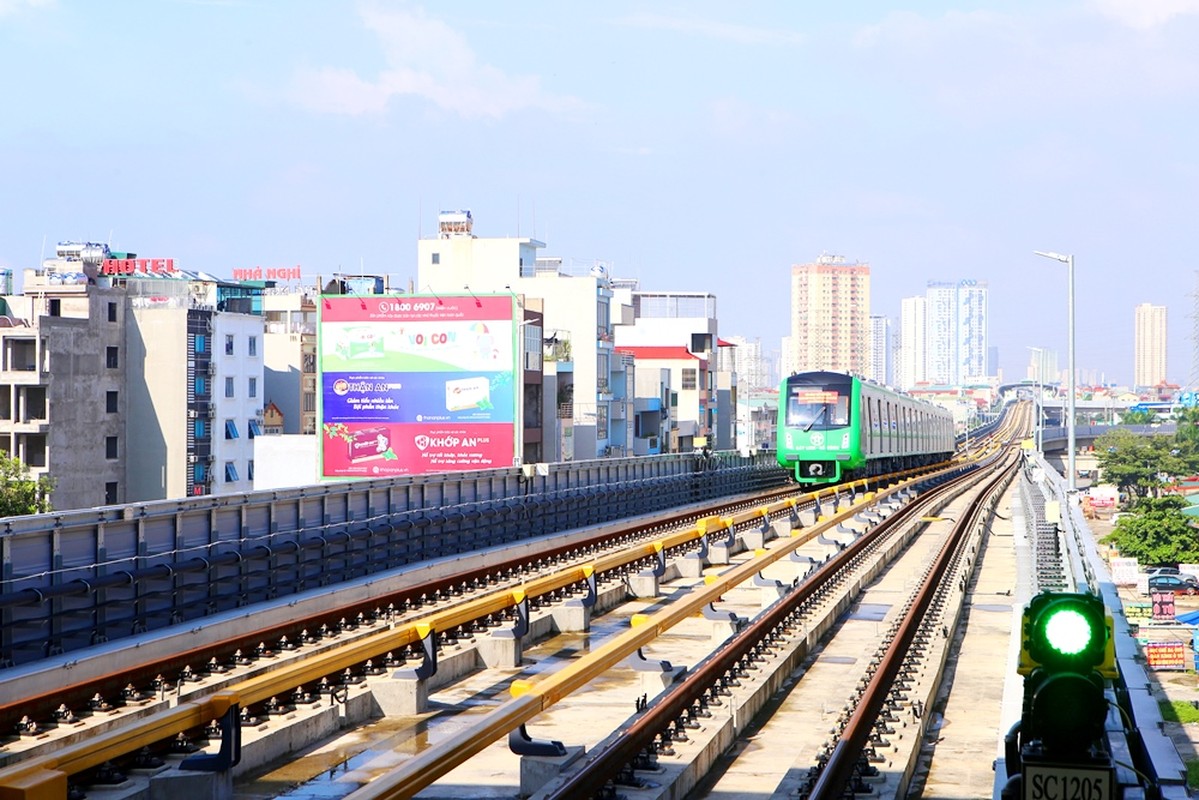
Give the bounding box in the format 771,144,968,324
1133,302,1167,388
897,295,927,390
924,279,989,386
868,315,892,386
789,255,870,375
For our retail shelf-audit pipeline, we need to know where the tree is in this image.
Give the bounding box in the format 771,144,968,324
1094,429,1187,499
1120,409,1157,425
0,455,54,517
1102,496,1199,566
1176,407,1199,452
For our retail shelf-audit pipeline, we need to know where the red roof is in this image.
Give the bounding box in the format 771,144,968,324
616,346,700,361
718,338,735,347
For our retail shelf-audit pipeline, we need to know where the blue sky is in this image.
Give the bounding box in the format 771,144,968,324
1,0,1196,386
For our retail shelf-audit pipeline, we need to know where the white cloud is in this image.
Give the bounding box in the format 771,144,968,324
707,96,805,145
611,146,653,157
1092,0,1199,29
616,12,805,46
291,1,583,120
849,7,1199,120
0,0,53,16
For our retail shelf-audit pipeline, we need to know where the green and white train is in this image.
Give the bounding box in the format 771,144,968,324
776,371,956,484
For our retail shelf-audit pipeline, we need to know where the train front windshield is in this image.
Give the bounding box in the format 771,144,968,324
785,385,850,430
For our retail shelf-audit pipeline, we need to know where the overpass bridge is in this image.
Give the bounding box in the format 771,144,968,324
1038,423,1176,482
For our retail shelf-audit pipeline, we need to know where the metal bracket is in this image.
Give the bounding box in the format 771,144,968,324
397,624,438,680
753,572,784,590
508,723,567,757
702,602,741,623
624,647,672,672
180,702,241,772
495,592,530,639
580,567,597,608
651,542,666,578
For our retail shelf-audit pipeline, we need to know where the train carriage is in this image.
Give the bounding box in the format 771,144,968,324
776,371,955,484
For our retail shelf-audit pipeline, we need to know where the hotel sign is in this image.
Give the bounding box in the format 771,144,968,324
101,258,177,275
232,266,303,281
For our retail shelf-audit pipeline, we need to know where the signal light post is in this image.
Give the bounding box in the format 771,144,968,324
1010,591,1117,800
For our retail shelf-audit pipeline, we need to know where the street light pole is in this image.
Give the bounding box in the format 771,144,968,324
1034,250,1077,492
1027,346,1044,454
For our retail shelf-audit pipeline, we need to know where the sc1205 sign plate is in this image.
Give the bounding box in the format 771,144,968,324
1023,762,1114,800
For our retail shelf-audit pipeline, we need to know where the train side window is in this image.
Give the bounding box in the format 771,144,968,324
871,397,879,451
882,402,892,453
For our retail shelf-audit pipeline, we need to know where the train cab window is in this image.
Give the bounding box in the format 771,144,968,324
785,387,850,430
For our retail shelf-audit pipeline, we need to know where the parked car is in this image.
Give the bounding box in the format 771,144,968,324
1147,566,1199,582
1148,574,1199,595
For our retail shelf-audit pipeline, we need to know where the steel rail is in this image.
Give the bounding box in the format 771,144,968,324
0,690,240,796
536,474,980,798
808,453,1017,799
0,481,869,792
0,460,966,795
0,481,833,728
536,443,1020,798
339,468,974,800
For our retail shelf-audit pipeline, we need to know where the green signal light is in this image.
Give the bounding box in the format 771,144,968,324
1019,591,1114,676
1042,608,1093,655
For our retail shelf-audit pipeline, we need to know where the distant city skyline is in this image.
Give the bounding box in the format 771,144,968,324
2,2,1196,386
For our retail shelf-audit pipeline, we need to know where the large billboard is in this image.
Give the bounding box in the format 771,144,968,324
318,295,517,478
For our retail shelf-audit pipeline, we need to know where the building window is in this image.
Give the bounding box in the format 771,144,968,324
49,298,61,317
248,419,263,438
224,462,239,483
106,346,119,368
248,377,257,398
104,482,118,505
431,252,440,265
194,463,206,483
106,391,118,413
596,403,608,435
196,376,206,395
195,419,206,438
248,460,255,481
248,336,257,357
225,377,235,398
682,368,697,390
196,334,206,353
671,391,678,408
225,420,239,439
105,436,118,459
225,334,234,355
107,302,117,322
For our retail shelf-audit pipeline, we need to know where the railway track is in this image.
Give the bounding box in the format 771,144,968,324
0,408,1029,798
0,474,946,794
340,448,1018,798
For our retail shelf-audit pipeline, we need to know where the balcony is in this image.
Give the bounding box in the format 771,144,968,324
9,416,50,434
544,341,572,363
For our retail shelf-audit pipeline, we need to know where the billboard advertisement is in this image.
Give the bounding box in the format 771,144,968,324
318,295,516,478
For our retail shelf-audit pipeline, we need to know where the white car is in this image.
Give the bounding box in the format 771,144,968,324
1147,566,1199,582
